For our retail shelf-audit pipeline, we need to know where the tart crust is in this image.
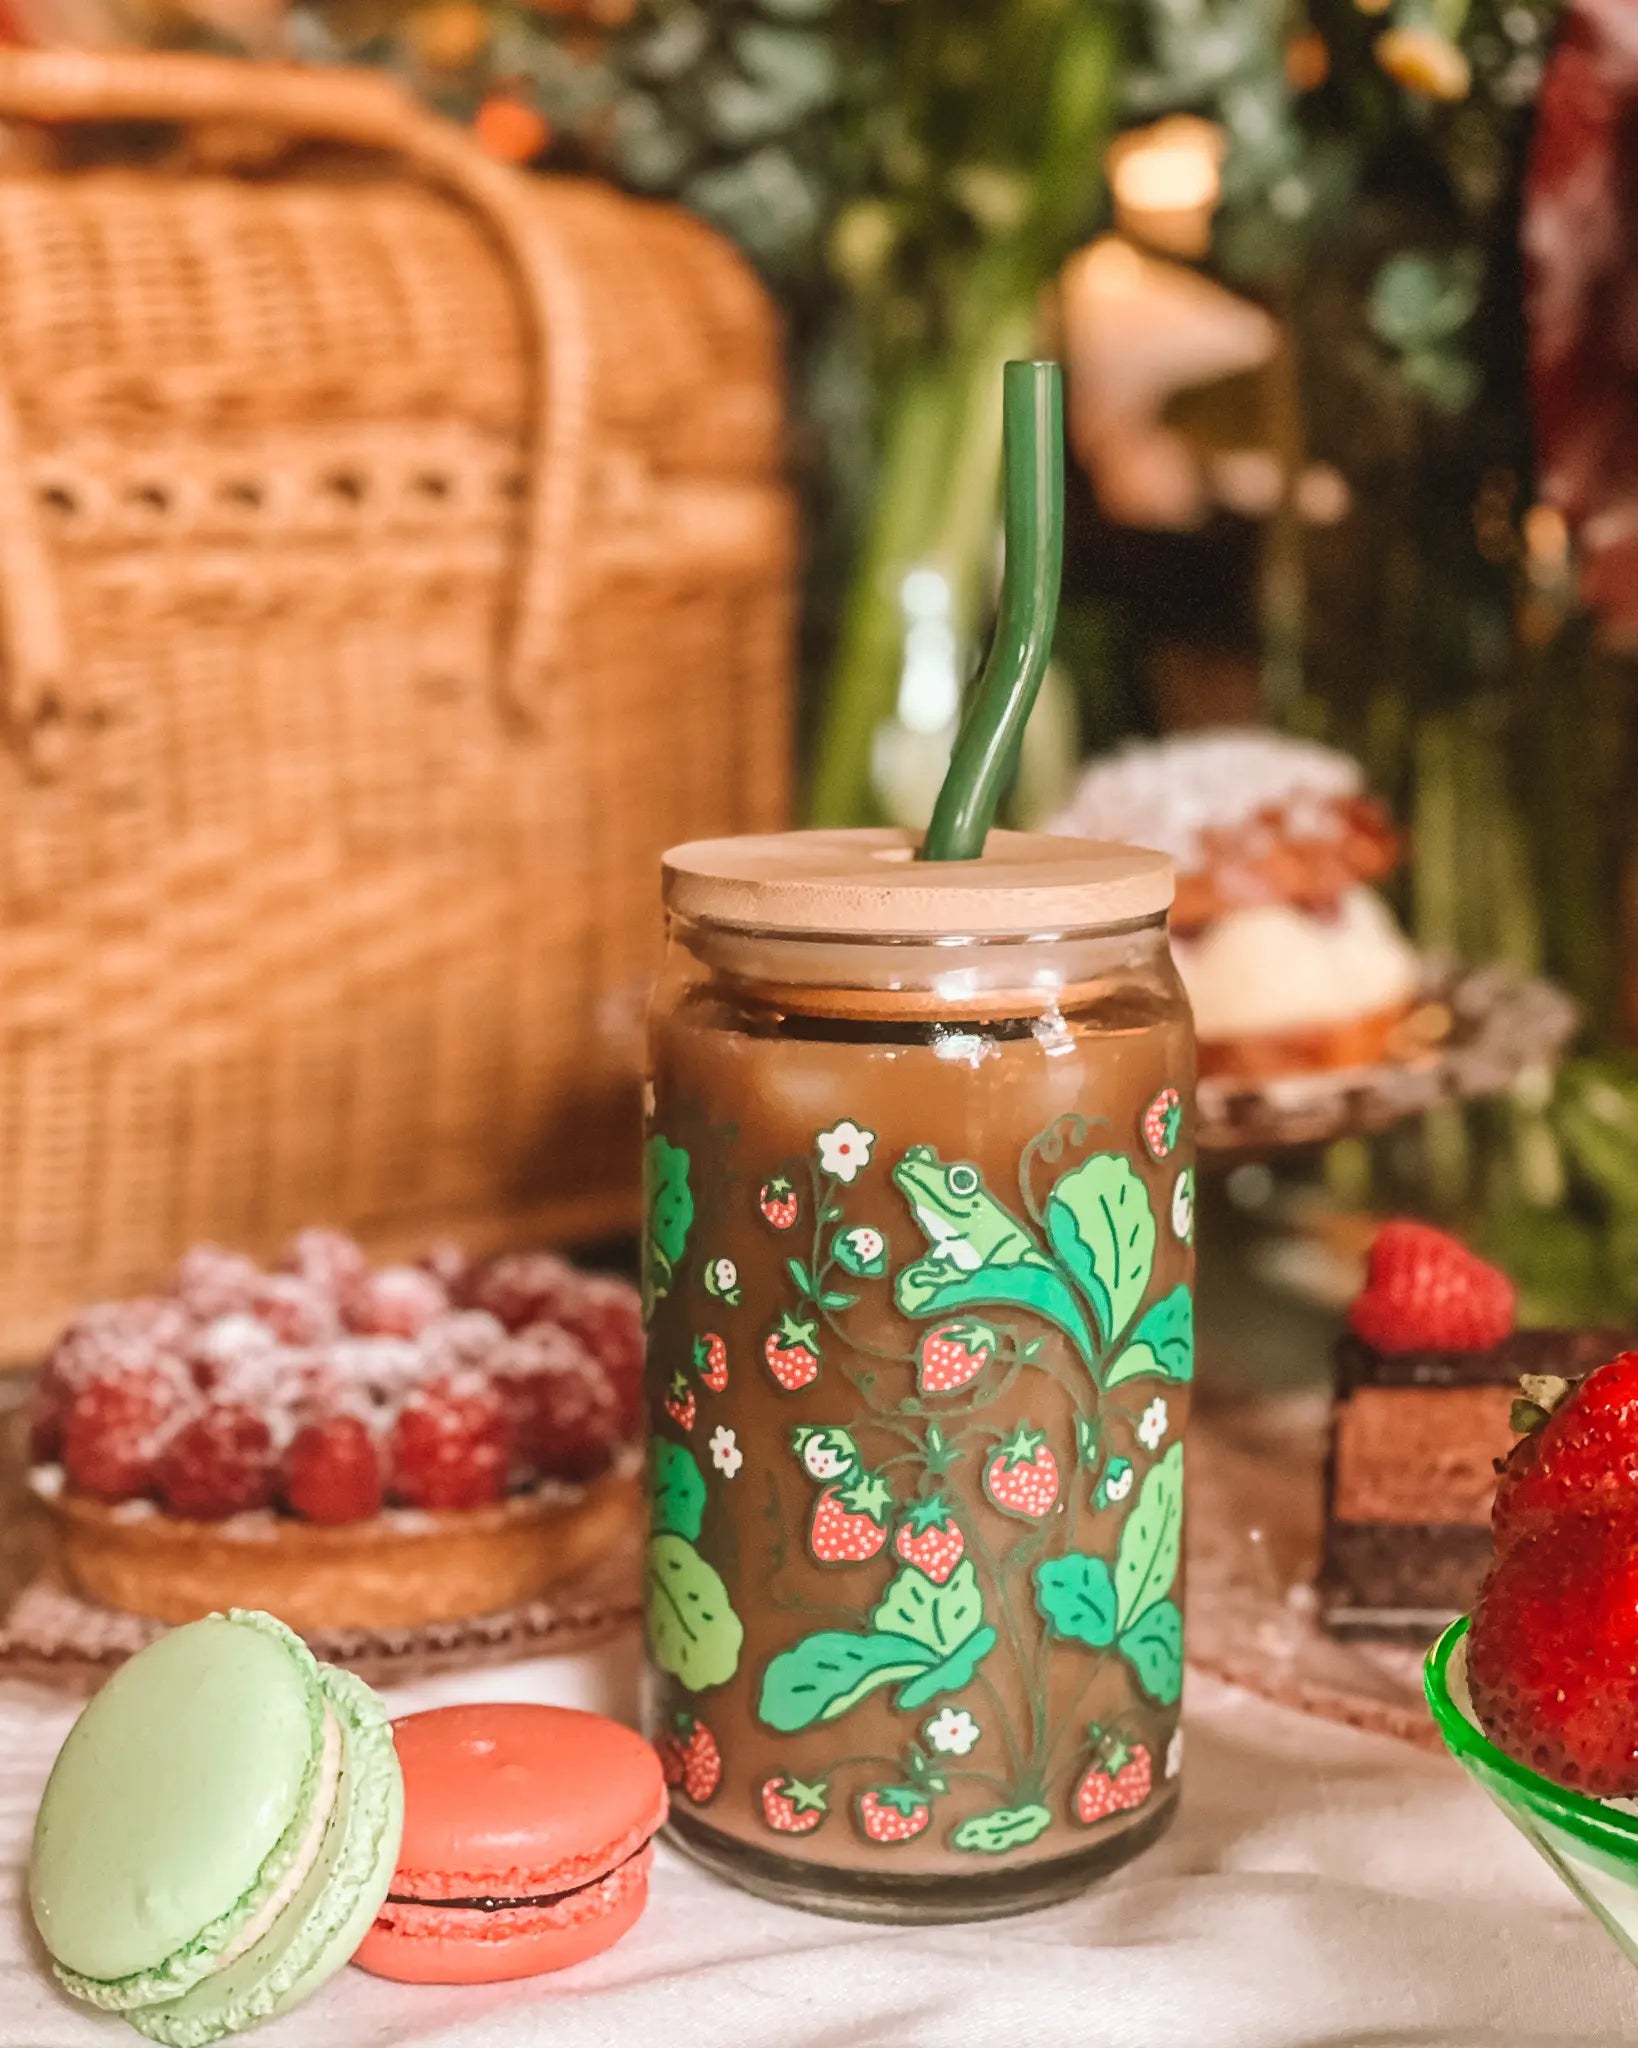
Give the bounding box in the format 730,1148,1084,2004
34,1467,640,1633
1195,1000,1416,1080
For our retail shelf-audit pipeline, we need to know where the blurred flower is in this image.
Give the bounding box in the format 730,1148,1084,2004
1376,25,1473,101
1524,0,1638,637
474,94,552,164
1284,31,1330,93
406,2,489,71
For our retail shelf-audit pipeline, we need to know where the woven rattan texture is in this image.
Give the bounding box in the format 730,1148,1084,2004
0,58,793,1358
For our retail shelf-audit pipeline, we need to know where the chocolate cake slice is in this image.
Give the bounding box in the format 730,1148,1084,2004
1320,1327,1632,1640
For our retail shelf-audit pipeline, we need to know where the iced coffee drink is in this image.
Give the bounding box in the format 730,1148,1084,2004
642,829,1193,1921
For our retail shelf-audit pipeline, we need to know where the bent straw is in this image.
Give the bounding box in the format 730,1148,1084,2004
919,359,1064,862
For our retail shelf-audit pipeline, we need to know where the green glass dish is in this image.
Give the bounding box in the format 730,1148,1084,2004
1425,1617,1638,1962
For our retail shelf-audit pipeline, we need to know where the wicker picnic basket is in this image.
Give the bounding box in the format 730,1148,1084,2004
0,48,794,1362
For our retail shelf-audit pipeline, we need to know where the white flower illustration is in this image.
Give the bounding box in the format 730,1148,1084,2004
1138,1397,1169,1452
1165,1727,1184,1781
712,1257,738,1290
708,1426,743,1479
816,1120,875,1183
923,1707,981,1756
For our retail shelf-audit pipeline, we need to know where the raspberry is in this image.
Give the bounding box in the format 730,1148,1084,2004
326,1335,425,1412
61,1360,196,1500
280,1228,369,1299
344,1265,448,1339
418,1310,507,1376
171,1244,262,1322
1348,1220,1517,1354
388,1372,507,1510
187,1313,280,1392
418,1241,472,1292
157,1402,276,1519
553,1275,643,1436
494,1327,620,1482
250,1274,340,1346
465,1252,578,1333
33,1298,190,1461
283,1412,385,1524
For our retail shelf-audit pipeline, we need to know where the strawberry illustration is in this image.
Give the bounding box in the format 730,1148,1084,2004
1072,1730,1153,1824
1142,1086,1183,1161
809,1471,892,1564
983,1425,1059,1520
856,1786,930,1845
760,1774,828,1835
657,1713,721,1805
663,1373,696,1432
693,1332,729,1393
758,1176,800,1231
916,1318,995,1395
765,1312,820,1391
792,1424,859,1483
893,1495,965,1584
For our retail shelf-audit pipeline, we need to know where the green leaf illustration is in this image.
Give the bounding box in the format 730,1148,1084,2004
1104,1285,1194,1388
643,1134,694,1289
1114,1441,1184,1632
817,1289,859,1310
1032,1552,1118,1647
649,1440,706,1541
757,1631,934,1732
1119,1598,1183,1705
786,1255,814,1296
894,1625,997,1710
644,1534,744,1691
871,1558,984,1657
1044,1152,1156,1348
950,1803,1053,1853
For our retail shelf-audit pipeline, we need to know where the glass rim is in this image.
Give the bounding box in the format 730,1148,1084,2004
1425,1617,1638,1857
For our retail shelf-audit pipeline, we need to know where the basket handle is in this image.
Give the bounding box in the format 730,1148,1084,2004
0,48,592,760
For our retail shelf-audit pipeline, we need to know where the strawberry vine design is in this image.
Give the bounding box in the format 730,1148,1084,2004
748,1108,1192,1856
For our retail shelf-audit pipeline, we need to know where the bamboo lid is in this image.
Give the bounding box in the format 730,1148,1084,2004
662,828,1173,937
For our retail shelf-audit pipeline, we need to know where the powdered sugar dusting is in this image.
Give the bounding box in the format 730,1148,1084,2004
33,1238,642,1525
1050,727,1365,872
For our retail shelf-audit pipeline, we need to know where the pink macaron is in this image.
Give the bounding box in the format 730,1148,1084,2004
353,1703,667,1984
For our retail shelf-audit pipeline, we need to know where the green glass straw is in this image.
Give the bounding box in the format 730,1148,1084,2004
919,359,1064,863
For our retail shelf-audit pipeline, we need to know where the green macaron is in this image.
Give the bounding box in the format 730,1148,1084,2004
29,1609,404,2046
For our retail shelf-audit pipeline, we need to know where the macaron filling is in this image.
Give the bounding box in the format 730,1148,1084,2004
211,1703,343,1969
374,1844,654,1941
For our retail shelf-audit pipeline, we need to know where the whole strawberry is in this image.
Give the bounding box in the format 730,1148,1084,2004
761,1774,827,1835
809,1472,892,1564
1348,1220,1516,1354
758,1177,799,1231
765,1314,820,1392
916,1319,995,1396
984,1426,1059,1520
1467,1512,1638,1795
893,1496,965,1584
856,1786,930,1844
1073,1731,1153,1824
657,1714,721,1805
693,1333,730,1394
1491,1352,1638,1552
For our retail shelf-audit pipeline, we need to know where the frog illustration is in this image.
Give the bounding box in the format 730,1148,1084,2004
891,1147,1093,1362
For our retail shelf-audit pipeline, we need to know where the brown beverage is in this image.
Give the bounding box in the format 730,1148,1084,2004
642,830,1194,1920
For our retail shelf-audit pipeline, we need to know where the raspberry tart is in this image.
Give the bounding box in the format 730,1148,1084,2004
28,1233,642,1632
1051,728,1425,1079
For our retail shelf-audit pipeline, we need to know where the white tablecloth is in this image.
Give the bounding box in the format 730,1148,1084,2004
2,1646,1634,2048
